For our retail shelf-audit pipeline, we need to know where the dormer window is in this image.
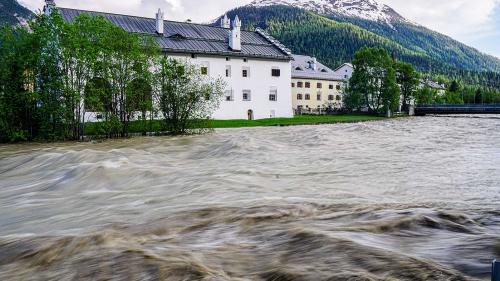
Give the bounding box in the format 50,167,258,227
169,33,186,39
295,67,303,71
321,69,328,73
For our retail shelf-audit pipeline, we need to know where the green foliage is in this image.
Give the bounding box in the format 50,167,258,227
0,24,35,142
344,47,400,114
415,86,437,105
395,62,419,111
153,57,225,135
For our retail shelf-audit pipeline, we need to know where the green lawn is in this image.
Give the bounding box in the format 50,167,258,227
208,114,384,128
85,114,384,136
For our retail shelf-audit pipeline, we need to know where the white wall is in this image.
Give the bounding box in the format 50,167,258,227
335,64,353,80
170,53,293,120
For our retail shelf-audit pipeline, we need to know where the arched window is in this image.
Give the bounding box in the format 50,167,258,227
85,77,112,112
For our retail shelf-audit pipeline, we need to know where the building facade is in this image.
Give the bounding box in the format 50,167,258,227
291,55,345,113
333,63,354,80
53,3,294,120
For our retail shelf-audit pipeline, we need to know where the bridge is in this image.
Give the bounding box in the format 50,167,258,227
415,104,500,115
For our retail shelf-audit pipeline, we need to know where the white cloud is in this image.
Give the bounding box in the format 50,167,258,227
379,0,500,39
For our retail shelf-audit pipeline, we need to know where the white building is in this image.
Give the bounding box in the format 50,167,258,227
291,55,346,112
51,2,294,120
333,63,354,80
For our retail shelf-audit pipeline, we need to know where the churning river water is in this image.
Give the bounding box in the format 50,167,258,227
1,116,500,281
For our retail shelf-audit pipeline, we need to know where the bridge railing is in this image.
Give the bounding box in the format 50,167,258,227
417,104,500,108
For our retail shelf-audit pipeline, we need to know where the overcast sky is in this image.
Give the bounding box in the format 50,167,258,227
20,0,500,58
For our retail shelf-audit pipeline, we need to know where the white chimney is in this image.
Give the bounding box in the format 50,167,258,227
156,8,164,35
221,14,230,28
44,0,56,16
311,57,317,71
229,15,241,51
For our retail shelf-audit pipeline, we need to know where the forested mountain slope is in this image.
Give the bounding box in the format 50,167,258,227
0,0,33,25
221,6,500,88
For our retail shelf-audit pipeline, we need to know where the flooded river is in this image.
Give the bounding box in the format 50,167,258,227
1,116,499,280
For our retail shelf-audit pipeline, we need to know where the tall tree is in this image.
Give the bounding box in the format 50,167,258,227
0,25,34,142
395,62,419,112
153,57,225,134
344,47,400,114
30,11,66,140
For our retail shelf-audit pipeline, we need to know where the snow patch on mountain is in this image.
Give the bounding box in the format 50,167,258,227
250,0,408,25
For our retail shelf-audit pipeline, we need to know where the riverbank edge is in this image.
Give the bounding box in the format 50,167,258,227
1,114,387,144
84,114,386,137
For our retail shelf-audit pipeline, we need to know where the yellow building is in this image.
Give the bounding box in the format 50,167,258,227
291,55,347,114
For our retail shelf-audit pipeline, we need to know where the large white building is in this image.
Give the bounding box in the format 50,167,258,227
51,2,294,120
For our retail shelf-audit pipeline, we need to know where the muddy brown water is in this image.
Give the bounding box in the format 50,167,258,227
0,116,499,281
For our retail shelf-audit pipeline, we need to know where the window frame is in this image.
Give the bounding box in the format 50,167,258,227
242,90,251,101
269,89,278,102
225,90,234,101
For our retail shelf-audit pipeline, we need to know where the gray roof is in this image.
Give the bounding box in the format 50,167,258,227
58,8,292,61
292,55,344,81
420,79,446,90
333,63,353,72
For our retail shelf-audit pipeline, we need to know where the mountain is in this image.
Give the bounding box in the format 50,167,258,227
221,1,500,89
250,0,407,25
0,0,33,26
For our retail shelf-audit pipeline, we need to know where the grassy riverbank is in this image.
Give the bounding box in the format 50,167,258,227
208,114,384,128
85,114,384,136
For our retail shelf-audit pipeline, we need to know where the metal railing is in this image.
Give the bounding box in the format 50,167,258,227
415,104,500,115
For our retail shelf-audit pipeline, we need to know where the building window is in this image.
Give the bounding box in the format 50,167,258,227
200,66,208,75
242,67,250,78
305,94,310,100
243,58,248,63
271,68,281,77
336,95,342,101
191,53,196,59
225,90,233,101
225,65,231,77
243,90,251,101
317,94,321,101
305,82,311,88
291,83,295,88
329,84,334,89
336,85,341,90
317,83,322,88
297,94,303,100
344,75,348,79
226,57,230,61
328,95,334,101
269,89,277,101
297,82,303,88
